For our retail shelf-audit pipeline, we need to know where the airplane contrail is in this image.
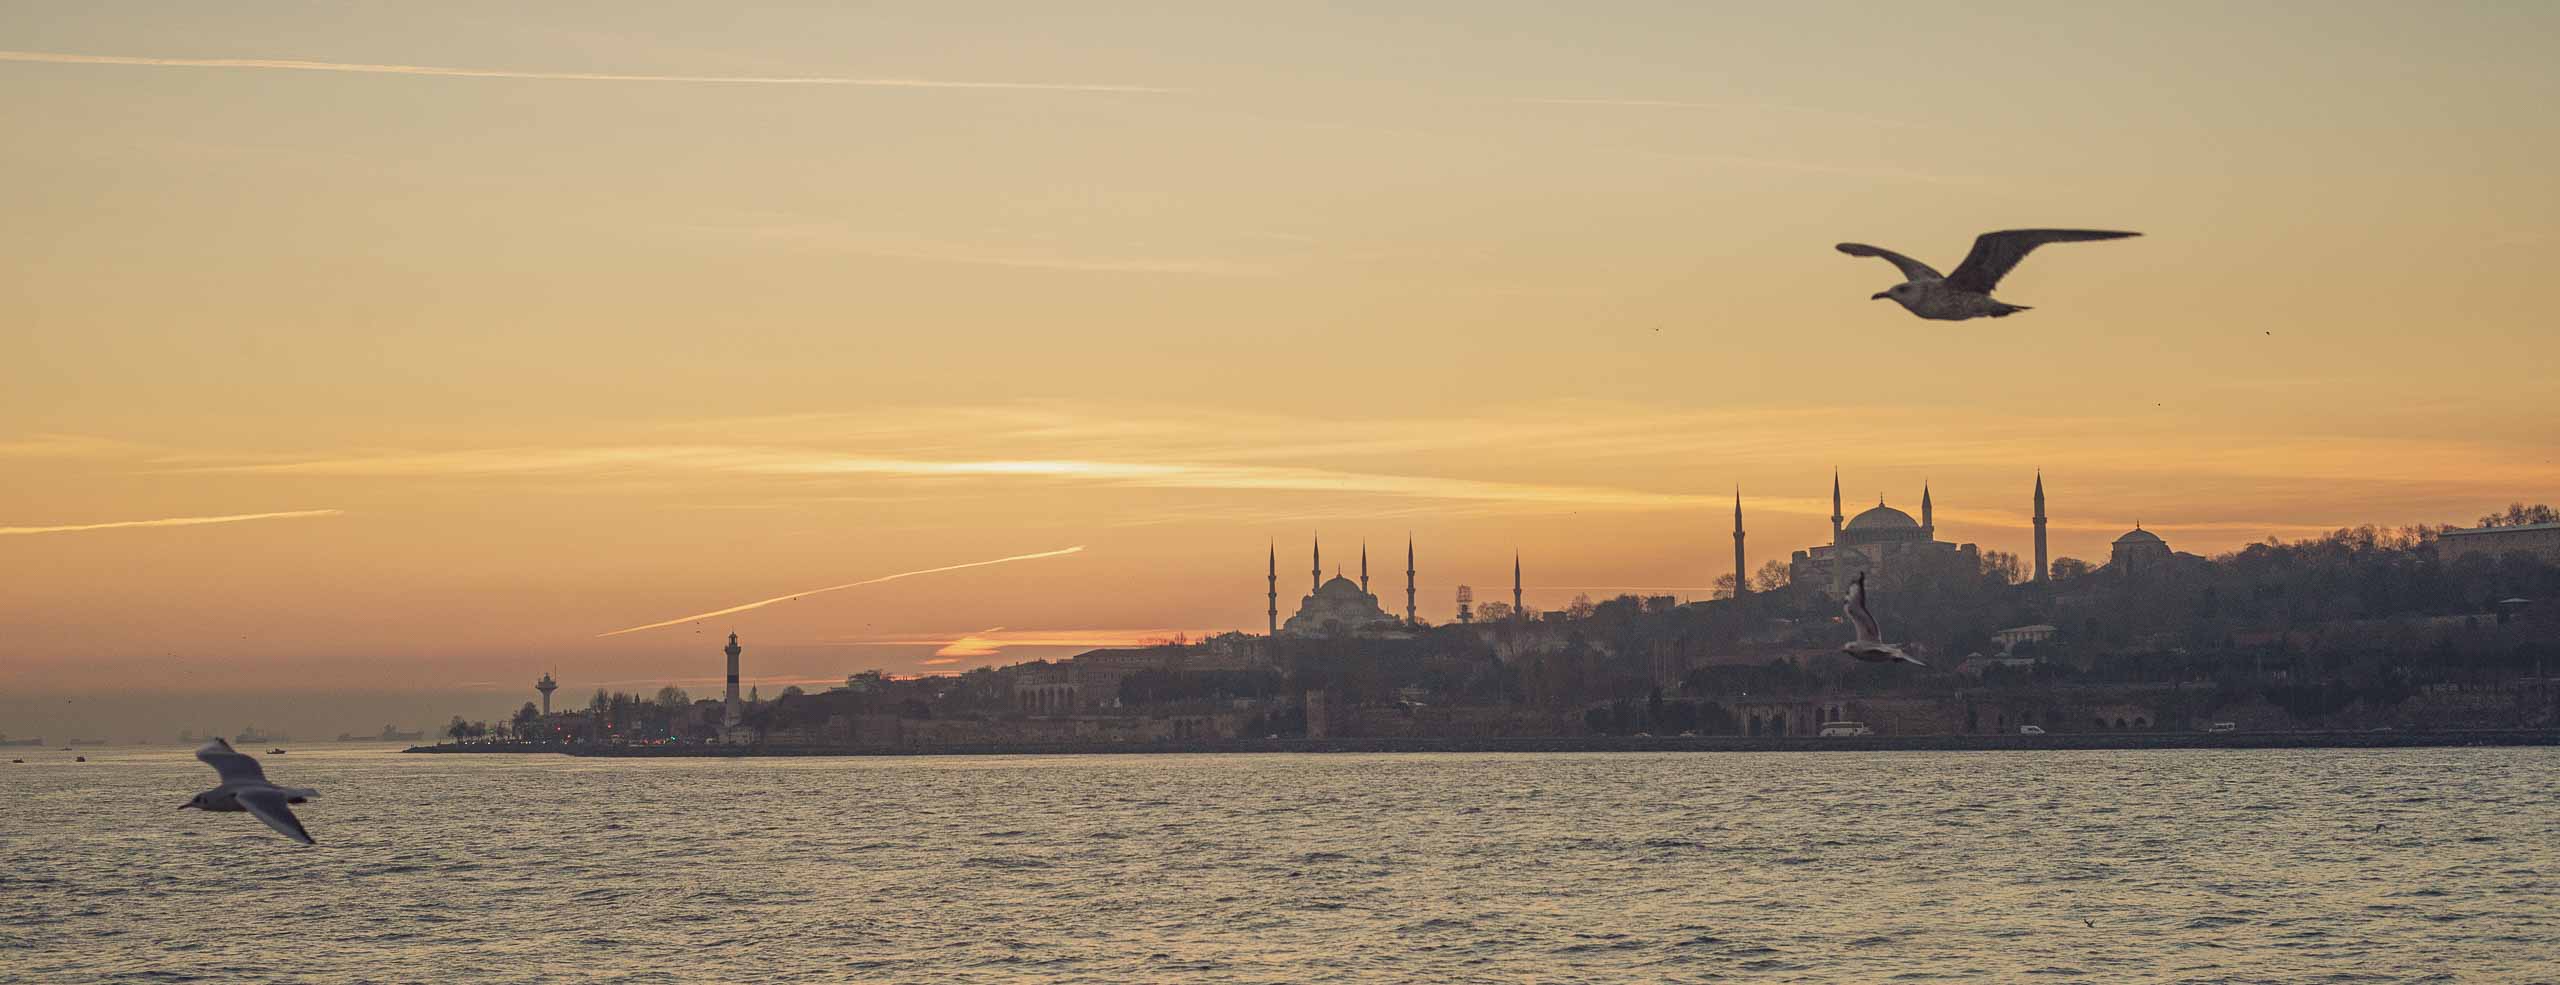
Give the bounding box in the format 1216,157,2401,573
0,508,342,537
0,51,1180,93
596,545,1087,638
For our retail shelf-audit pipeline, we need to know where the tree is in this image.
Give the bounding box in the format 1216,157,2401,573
655,685,691,709
2480,503,2559,528
589,688,610,714
1477,601,1515,622
1566,593,1597,620
447,715,470,742
780,685,805,698
1710,573,1738,600
2051,557,2094,581
1753,560,1791,593
1980,550,2023,585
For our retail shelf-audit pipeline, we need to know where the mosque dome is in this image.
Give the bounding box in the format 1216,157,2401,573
2114,527,2165,545
1314,575,1368,599
1846,504,1919,532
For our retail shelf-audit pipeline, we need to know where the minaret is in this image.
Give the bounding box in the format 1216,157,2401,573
1732,488,1748,610
1830,469,1846,597
1311,536,1321,595
1512,553,1524,617
2033,471,2049,583
1921,482,1935,538
1360,541,1369,594
1266,541,1279,635
722,632,743,728
1405,537,1417,625
535,671,557,717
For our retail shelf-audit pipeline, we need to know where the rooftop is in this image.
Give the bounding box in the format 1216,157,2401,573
2441,522,2560,537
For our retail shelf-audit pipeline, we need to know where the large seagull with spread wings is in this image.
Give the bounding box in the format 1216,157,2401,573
179,738,320,845
1841,573,1926,668
1839,228,2139,320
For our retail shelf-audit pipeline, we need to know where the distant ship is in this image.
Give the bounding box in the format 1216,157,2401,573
65,738,110,747
234,728,282,745
0,734,41,748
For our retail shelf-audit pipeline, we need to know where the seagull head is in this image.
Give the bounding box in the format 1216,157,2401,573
1872,283,1910,302
179,793,204,810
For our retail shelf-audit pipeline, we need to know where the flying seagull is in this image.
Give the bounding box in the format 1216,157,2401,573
180,738,319,845
1841,573,1926,667
1838,229,2138,320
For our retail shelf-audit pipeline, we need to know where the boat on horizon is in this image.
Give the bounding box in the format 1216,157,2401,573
0,734,41,747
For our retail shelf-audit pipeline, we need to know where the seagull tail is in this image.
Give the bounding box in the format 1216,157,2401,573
282,787,318,802
1987,304,2032,318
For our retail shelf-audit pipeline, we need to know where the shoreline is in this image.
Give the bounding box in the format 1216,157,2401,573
406,728,2560,758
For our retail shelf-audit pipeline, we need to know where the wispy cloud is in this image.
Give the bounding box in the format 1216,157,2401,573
1515,96,1908,129
685,218,1274,276
0,50,1179,93
596,546,1087,637
0,509,342,537
836,627,1215,663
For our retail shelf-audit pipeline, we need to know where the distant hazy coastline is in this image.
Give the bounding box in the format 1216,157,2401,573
406,727,2560,758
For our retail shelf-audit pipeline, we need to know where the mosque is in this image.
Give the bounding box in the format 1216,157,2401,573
1790,473,1986,595
1270,538,1412,637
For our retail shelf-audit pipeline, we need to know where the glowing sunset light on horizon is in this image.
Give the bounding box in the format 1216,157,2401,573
3,3,2555,730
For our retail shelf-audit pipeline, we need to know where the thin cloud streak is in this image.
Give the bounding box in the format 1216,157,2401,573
0,509,342,537
0,50,1180,93
596,546,1087,638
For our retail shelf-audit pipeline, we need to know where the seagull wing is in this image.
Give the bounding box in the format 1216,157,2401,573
1835,243,1943,282
1844,578,1882,643
236,788,315,845
196,738,267,784
1942,229,2139,294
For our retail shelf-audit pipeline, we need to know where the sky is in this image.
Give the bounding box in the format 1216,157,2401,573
4,2,2556,740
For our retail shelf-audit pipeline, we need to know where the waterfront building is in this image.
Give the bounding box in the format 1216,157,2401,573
2436,521,2560,565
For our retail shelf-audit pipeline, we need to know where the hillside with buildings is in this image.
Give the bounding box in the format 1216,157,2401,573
440,500,2560,751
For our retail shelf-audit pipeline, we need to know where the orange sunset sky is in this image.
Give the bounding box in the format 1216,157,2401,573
4,4,2556,732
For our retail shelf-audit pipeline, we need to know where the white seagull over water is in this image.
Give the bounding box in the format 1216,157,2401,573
180,738,319,845
1838,228,2139,320
1841,573,1927,667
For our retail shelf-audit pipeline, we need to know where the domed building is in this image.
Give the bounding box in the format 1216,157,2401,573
2108,525,2174,574
1284,575,1401,636
1790,472,1985,595
1271,538,1408,637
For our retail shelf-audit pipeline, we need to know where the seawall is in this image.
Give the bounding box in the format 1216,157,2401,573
406,728,2560,758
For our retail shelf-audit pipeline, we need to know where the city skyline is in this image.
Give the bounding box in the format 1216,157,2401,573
7,3,2559,717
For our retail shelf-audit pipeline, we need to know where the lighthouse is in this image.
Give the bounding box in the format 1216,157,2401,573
535,671,558,716
723,632,743,731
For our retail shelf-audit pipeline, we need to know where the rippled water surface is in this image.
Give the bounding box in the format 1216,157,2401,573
4,747,2555,983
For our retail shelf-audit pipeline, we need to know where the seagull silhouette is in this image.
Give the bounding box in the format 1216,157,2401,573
179,738,319,844
1841,573,1926,667
1839,229,2139,320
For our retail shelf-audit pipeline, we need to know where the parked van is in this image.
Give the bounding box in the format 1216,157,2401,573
2207,722,2238,733
1818,722,1875,737
2017,725,2046,735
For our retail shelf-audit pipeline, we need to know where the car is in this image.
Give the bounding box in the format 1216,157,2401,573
1819,722,1875,737
2207,722,2238,733
2017,725,2046,735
